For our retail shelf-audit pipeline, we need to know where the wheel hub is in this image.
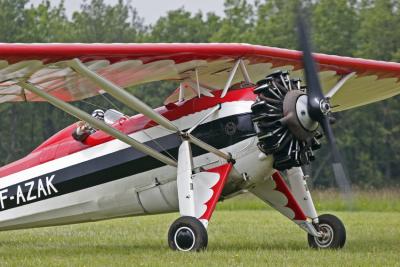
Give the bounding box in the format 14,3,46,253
314,224,334,248
174,226,196,251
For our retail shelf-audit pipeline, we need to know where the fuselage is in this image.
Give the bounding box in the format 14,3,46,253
0,87,274,230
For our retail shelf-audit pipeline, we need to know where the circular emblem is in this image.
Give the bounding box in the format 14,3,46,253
225,121,237,136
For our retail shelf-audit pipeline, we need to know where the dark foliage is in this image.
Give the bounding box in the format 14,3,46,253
0,0,399,188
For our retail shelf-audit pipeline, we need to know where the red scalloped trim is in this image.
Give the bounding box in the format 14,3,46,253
199,163,233,221
272,172,307,221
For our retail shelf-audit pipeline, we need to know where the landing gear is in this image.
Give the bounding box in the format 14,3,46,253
308,214,346,249
172,138,233,252
168,216,208,252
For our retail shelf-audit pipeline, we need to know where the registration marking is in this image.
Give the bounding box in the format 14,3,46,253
0,175,58,210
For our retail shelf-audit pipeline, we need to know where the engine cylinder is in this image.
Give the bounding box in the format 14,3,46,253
251,71,322,171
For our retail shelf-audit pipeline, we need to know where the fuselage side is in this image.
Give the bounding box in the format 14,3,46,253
0,87,274,230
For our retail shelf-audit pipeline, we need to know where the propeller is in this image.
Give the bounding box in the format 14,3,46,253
297,12,353,203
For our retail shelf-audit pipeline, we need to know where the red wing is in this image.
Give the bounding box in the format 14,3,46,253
0,43,399,111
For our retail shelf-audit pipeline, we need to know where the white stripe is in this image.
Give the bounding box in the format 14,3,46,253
0,101,253,188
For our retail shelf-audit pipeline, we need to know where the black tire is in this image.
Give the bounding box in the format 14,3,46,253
308,214,346,249
168,216,208,252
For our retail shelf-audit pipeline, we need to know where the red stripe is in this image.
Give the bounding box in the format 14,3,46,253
271,172,307,221
1,43,399,74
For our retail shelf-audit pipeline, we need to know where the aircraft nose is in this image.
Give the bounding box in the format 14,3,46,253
251,71,322,171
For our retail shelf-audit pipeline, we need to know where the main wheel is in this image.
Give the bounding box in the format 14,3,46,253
308,214,346,249
168,216,208,252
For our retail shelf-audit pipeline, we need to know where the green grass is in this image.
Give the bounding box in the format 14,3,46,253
218,189,400,212
0,190,399,266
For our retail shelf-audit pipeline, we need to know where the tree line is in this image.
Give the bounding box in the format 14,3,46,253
0,0,400,188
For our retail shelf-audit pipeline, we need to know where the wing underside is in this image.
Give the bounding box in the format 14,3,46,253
0,43,399,112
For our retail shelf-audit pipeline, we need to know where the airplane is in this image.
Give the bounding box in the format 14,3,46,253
0,21,400,252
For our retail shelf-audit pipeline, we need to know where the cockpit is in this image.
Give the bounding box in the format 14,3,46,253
72,109,127,142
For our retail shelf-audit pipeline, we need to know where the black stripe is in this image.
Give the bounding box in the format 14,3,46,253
0,113,255,211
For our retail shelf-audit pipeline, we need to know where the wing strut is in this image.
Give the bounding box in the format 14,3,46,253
186,134,232,161
221,59,252,98
19,81,178,167
195,68,201,98
69,58,233,162
68,59,179,132
178,83,184,102
239,59,252,84
187,104,221,134
325,72,356,99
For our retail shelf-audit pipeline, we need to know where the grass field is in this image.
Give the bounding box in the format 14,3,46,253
0,190,399,267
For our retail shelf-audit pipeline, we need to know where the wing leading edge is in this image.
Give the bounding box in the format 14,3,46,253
0,43,399,111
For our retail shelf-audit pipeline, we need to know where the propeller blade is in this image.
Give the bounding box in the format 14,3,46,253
297,13,324,122
320,117,353,203
297,10,353,206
